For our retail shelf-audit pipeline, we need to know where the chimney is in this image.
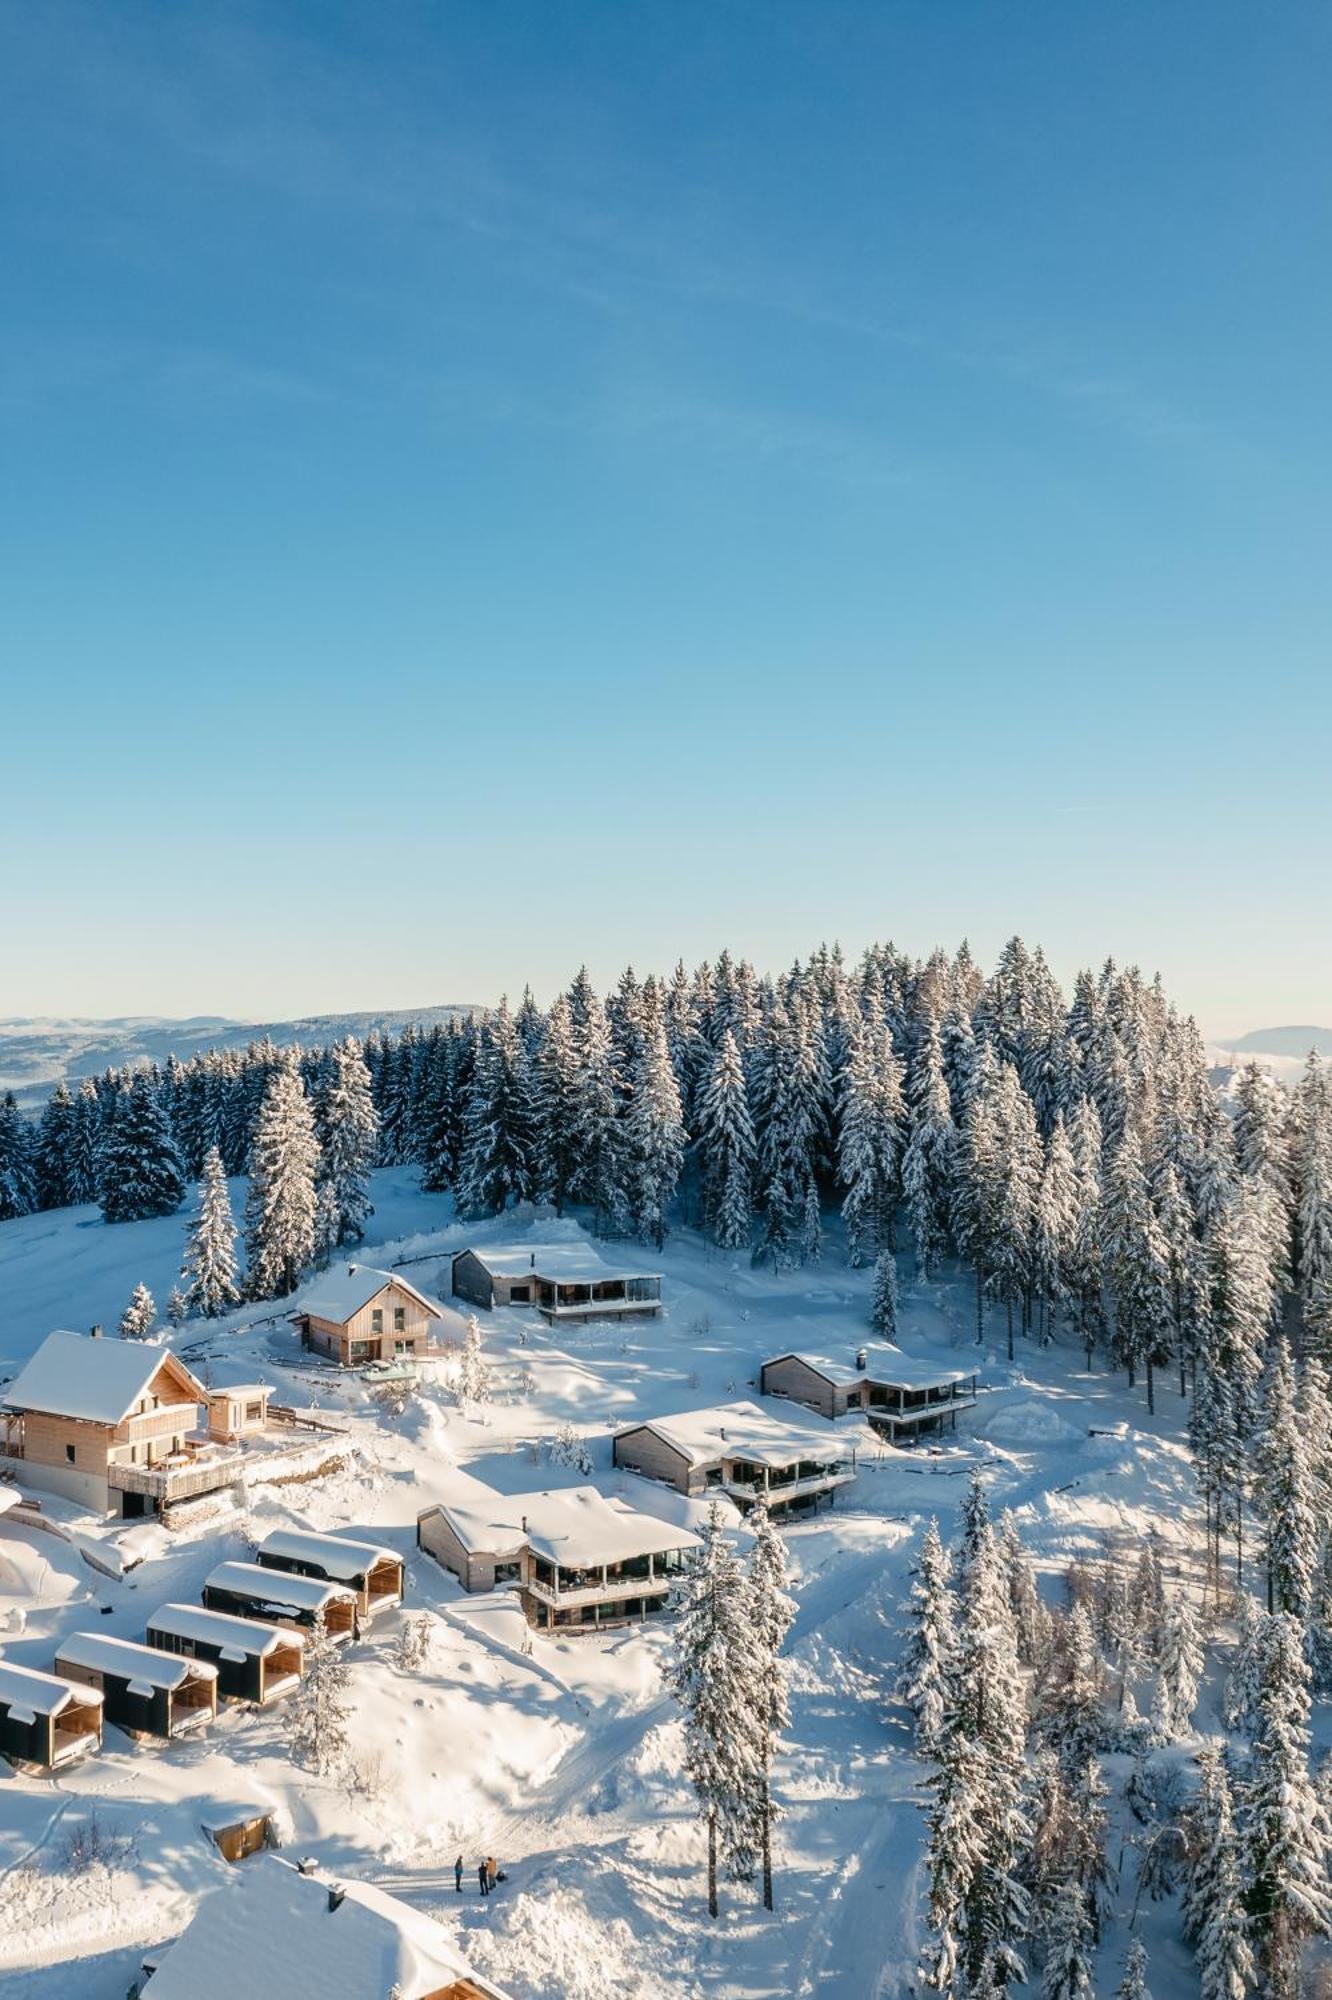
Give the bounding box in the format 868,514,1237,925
855,1348,867,1373
90,1324,103,1339
347,1264,356,1277
296,1856,318,1875
719,1427,727,1442
521,1515,528,1534
327,1885,346,1913
530,1252,535,1269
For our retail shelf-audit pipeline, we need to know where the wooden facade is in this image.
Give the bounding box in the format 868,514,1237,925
3,1345,212,1516
759,1352,979,1441
146,1607,306,1705
293,1272,445,1368
451,1248,663,1323
0,1663,103,1771
202,1561,358,1642
255,1530,404,1621
54,1634,217,1742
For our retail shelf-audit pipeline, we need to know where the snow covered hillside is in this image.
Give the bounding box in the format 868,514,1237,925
0,1183,1282,1999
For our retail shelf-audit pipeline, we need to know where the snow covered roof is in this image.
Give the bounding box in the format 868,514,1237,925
766,1343,977,1392
618,1399,856,1470
147,1604,305,1659
0,1487,18,1520
257,1527,401,1582
205,1561,357,1612
460,1242,661,1283
428,1483,702,1568
0,1659,103,1718
2,1331,205,1424
141,1855,514,2000
292,1263,446,1325
207,1383,271,1400
54,1632,218,1691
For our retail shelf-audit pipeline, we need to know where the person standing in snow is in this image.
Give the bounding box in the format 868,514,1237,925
454,1854,463,1893
485,1855,498,1892
478,1860,489,1896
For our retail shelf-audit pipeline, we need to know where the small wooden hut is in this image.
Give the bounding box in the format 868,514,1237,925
0,1659,103,1769
54,1632,217,1741
202,1561,358,1642
255,1528,403,1622
146,1604,305,1705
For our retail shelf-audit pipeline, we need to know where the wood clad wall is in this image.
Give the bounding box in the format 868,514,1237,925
759,1358,841,1420
612,1427,697,1494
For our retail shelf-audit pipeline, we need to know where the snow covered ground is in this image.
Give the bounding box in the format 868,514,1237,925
0,1173,1247,1996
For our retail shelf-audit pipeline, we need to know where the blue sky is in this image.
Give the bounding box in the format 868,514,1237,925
2,2,1329,1036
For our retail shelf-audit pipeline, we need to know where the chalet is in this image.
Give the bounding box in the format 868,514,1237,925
451,1244,663,1323
760,1343,979,1442
290,1264,463,1368
0,1330,241,1518
137,1854,515,2000
202,1560,358,1642
417,1482,700,1632
53,1632,218,1742
613,1399,858,1516
0,1659,103,1770
146,1604,306,1705
255,1527,404,1622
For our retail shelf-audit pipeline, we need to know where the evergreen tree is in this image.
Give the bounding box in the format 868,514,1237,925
286,1608,351,1778
902,1019,957,1278
1255,1339,1319,1620
119,1281,157,1341
318,1037,379,1245
244,1054,320,1299
694,1029,756,1250
1223,1593,1266,1736
566,988,628,1231
746,1502,795,1910
533,996,581,1213
181,1146,240,1318
99,1072,185,1223
457,1315,491,1409
1040,1881,1094,2000
837,1024,905,1265
1113,1939,1152,2000
69,1077,104,1205
1244,1611,1332,1997
34,1080,77,1210
455,999,537,1217
0,1092,37,1220
670,1503,765,1919
1103,1128,1171,1407
898,1518,955,1755
1031,1115,1078,1344
626,1016,687,1249
1152,1592,1204,1740
1185,1743,1256,2000
871,1249,899,1338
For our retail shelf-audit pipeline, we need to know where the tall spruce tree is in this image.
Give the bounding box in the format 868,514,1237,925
1244,1611,1332,1997
318,1037,379,1246
694,1028,756,1250
626,1015,687,1250
244,1054,320,1299
746,1502,795,1910
99,1071,185,1223
181,1146,240,1318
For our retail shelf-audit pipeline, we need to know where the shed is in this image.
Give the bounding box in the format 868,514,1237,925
200,1806,281,1864
54,1631,217,1741
146,1604,305,1705
255,1528,403,1620
0,1659,103,1769
202,1560,358,1642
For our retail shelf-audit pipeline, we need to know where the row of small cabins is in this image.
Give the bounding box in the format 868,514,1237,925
0,1526,402,1771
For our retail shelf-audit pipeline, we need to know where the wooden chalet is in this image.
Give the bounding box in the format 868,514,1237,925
146,1604,305,1705
138,1854,516,2000
0,1330,243,1518
255,1527,403,1622
612,1399,858,1516
417,1481,699,1632
451,1243,663,1323
290,1264,463,1368
202,1560,358,1642
54,1632,218,1742
0,1659,103,1770
760,1343,979,1441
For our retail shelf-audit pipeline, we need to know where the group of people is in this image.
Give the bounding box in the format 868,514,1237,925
455,1853,503,1897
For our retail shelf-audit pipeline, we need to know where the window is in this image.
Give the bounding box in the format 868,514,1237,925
393,1307,405,1332
371,1309,383,1334
65,1443,76,1464
245,1401,263,1424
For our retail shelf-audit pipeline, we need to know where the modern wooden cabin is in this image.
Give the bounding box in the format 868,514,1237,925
612,1399,858,1516
0,1330,240,1517
290,1264,463,1367
417,1482,700,1632
54,1632,218,1741
254,1527,403,1621
451,1244,663,1324
202,1560,358,1642
0,1659,103,1770
760,1343,979,1441
146,1604,305,1705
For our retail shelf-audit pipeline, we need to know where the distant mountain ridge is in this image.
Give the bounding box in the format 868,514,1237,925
0,1005,479,1106
1215,1026,1332,1059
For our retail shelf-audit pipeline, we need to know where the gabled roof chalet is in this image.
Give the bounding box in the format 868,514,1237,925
291,1263,447,1326
3,1331,206,1425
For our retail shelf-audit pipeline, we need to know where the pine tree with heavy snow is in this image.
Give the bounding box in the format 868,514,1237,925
998,1509,1048,1670
456,1315,491,1409
1223,1593,1266,1736
317,1037,379,1246
1185,1743,1256,2000
902,1018,957,1279
987,1063,1042,1361
35,1080,77,1210
898,1519,955,1755
566,987,628,1232
244,1054,320,1300
180,1146,240,1318
627,1016,687,1250
1113,1938,1153,2000
1255,1339,1319,1620
532,995,580,1213
286,1608,351,1778
1296,1052,1332,1339
1243,1610,1332,1997
1152,1591,1204,1740
99,1071,185,1224
694,1028,756,1250
119,1281,157,1341
1038,1605,1104,1773
1031,1115,1078,1343
670,1503,766,1919
68,1077,104,1205
0,1092,37,1220
455,999,537,1218
1040,1881,1094,2000
952,1046,1005,1344
746,1501,795,1910
870,1249,899,1338
1103,1127,1172,1408
1065,1096,1106,1365
837,1023,905,1265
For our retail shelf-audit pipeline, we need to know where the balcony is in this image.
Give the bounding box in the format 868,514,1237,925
108,1449,246,1504
722,1465,856,1508
525,1554,690,1608
119,1403,201,1446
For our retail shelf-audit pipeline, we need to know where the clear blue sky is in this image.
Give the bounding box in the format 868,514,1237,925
2,2,1329,1037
